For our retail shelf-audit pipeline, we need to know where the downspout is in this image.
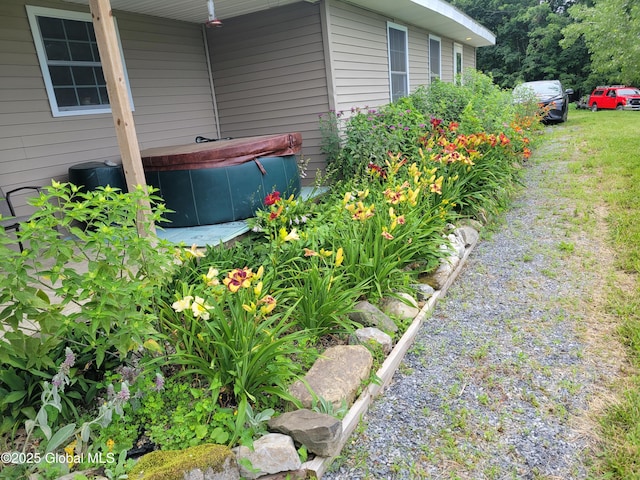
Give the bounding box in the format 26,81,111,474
202,25,222,139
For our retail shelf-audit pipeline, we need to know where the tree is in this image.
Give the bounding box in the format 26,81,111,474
450,0,592,94
562,0,640,86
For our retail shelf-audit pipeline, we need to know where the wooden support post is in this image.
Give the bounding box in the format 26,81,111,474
89,0,154,235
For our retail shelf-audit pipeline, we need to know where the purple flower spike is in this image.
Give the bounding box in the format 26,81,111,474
117,383,130,402
154,373,165,391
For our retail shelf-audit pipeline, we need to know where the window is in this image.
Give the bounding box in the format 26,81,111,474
429,35,441,83
26,5,133,117
453,43,463,83
387,23,409,102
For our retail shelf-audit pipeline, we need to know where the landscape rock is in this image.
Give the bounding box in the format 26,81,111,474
436,239,461,269
351,327,393,355
454,225,479,247
447,233,467,258
232,434,300,480
348,300,398,333
128,444,239,480
456,218,484,232
421,260,454,290
380,293,419,320
268,409,342,457
411,283,435,301
289,345,373,409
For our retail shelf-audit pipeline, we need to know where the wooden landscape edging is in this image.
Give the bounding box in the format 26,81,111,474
301,234,479,478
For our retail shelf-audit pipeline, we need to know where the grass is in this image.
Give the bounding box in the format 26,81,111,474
547,108,640,479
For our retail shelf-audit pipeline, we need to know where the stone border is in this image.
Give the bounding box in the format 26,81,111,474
301,234,479,478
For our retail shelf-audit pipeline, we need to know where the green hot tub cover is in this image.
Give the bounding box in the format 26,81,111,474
141,133,302,227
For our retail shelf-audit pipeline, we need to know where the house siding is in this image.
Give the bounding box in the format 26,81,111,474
327,0,390,113
205,2,329,182
440,37,454,83
327,0,471,111
408,29,429,91
464,44,476,71
0,0,217,213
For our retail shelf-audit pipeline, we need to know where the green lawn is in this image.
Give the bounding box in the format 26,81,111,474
550,108,640,479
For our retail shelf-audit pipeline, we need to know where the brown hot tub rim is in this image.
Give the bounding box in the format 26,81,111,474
141,133,302,172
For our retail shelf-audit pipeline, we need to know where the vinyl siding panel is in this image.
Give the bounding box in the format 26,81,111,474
440,37,454,82
328,0,390,112
206,2,329,181
327,0,470,107
408,29,429,90
0,0,217,213
464,44,476,70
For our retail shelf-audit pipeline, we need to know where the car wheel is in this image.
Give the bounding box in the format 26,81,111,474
616,104,624,110
590,103,598,112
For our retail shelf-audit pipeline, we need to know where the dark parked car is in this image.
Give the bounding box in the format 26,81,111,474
513,80,574,123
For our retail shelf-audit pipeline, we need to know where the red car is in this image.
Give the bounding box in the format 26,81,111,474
588,85,640,111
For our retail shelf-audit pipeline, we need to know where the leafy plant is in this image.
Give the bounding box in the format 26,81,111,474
311,396,349,420
276,248,363,341
1,348,131,479
0,182,176,431
157,264,308,443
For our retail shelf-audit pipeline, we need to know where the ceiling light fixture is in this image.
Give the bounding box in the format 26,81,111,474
206,0,222,27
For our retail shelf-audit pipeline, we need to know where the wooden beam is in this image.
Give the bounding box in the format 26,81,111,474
89,0,154,234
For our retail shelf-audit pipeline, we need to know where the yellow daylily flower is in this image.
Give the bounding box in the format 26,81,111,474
203,267,220,286
224,268,254,292
430,176,444,195
185,243,205,258
191,296,212,320
259,295,277,315
357,188,370,199
243,302,257,314
279,228,300,242
408,163,421,184
172,296,193,313
407,187,420,206
335,247,344,267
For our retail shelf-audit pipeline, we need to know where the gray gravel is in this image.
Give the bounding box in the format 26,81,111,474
324,136,617,479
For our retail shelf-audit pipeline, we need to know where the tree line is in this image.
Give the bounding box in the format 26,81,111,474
450,0,640,97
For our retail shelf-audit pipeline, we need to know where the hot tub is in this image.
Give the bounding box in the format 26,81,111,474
141,133,302,227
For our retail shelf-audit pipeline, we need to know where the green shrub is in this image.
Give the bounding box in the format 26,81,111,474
324,98,429,181
0,183,176,432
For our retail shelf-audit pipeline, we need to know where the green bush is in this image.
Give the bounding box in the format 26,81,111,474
0,183,176,432
321,69,540,222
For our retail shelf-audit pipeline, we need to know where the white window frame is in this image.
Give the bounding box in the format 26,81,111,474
429,34,441,84
454,42,464,82
26,5,134,117
387,22,409,103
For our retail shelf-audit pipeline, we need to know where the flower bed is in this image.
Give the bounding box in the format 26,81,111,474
0,70,546,479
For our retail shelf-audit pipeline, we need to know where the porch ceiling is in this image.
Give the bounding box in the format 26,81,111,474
61,0,305,24
62,0,495,48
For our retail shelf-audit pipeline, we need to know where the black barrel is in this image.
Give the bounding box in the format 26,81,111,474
68,161,127,192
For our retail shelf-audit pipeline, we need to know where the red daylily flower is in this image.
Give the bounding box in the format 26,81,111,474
264,191,281,206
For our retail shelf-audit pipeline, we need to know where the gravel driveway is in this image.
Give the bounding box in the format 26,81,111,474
324,134,621,479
